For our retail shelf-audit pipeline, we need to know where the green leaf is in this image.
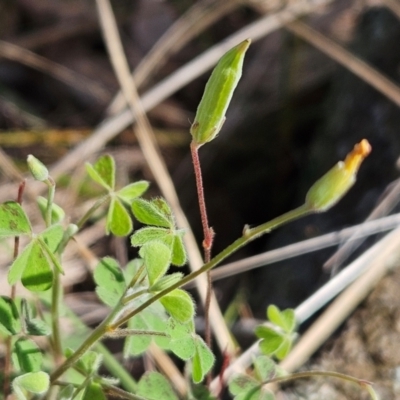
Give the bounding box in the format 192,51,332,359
59,384,74,400
190,39,251,146
82,381,107,400
192,336,215,383
190,384,218,400
274,336,292,360
26,318,51,336
76,351,103,375
171,234,187,266
8,242,34,286
15,338,43,372
139,241,171,285
150,272,183,292
253,356,276,382
267,305,296,333
0,296,20,335
167,319,195,360
131,227,169,247
0,201,31,237
117,181,149,203
160,289,194,324
94,257,125,307
124,314,152,357
137,372,178,400
12,371,49,400
21,240,53,292
256,327,285,356
107,197,133,237
131,198,171,228
40,224,64,253
151,198,174,224
228,374,258,396
86,154,115,190
36,197,65,224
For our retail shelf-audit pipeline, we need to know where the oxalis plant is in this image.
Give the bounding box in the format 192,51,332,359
0,39,377,400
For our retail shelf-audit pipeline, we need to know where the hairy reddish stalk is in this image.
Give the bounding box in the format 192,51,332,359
190,141,215,382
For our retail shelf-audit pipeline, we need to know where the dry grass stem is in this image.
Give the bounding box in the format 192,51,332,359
210,227,400,393
324,179,400,272
107,0,243,115
185,212,400,286
95,0,234,353
286,20,400,107
0,40,109,103
49,0,333,180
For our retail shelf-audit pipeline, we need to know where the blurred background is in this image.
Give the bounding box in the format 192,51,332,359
1,0,400,398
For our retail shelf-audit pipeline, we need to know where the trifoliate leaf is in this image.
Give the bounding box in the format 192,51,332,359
131,227,169,247
12,371,49,400
0,201,31,237
137,372,178,400
117,181,149,203
107,198,132,237
0,296,20,335
192,336,215,383
160,289,194,324
267,305,296,333
131,198,171,228
139,241,171,285
151,198,174,225
86,154,115,191
15,338,43,372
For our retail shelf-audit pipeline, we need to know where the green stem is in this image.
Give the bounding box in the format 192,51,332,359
50,303,122,383
45,177,55,227
49,204,312,383
76,194,110,230
122,288,148,304
63,308,137,392
105,329,169,338
111,204,312,329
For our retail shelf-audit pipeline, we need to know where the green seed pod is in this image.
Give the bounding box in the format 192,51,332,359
305,140,371,212
190,39,251,147
27,155,49,182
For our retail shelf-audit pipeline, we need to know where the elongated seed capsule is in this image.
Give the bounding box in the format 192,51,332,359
305,139,371,212
190,39,251,147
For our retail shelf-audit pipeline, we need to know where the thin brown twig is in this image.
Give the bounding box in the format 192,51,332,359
95,0,235,354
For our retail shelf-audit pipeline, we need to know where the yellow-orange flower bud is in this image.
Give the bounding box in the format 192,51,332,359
305,139,371,212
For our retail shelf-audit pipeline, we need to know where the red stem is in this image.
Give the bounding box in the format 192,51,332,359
190,142,215,383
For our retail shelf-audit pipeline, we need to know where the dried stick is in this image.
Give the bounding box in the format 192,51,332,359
95,0,234,353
